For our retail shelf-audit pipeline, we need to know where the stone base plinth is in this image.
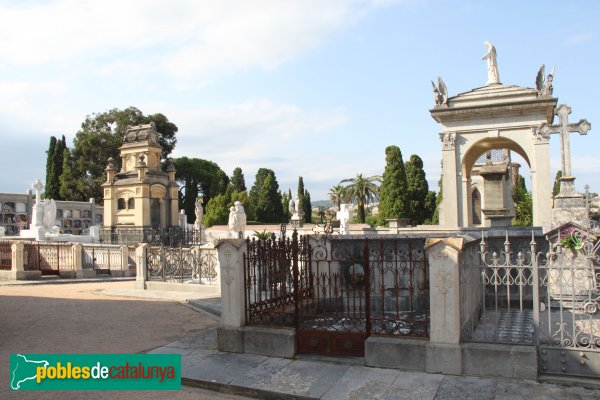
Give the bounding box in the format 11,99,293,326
217,326,244,353
290,218,304,228
462,342,537,380
244,326,296,358
76,269,97,279
426,343,462,375
365,337,426,371
0,270,42,280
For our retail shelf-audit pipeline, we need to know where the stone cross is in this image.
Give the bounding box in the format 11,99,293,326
540,104,591,178
32,178,44,206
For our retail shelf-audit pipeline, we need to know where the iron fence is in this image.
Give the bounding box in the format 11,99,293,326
100,227,202,246
0,241,11,270
81,245,122,274
244,233,430,356
23,243,74,275
146,246,217,283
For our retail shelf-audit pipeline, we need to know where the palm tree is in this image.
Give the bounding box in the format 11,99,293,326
340,174,381,223
328,184,346,210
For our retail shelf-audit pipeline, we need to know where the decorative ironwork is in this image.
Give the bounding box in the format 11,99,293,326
100,227,203,246
537,229,600,377
23,243,74,275
146,246,217,284
81,245,122,274
0,241,11,270
243,233,430,356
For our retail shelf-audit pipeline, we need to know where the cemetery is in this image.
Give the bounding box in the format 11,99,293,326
1,43,599,386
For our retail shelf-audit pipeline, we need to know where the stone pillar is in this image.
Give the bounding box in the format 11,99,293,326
532,140,552,231
10,242,24,280
121,245,134,277
74,243,92,279
424,238,463,375
440,132,460,228
216,239,247,353
135,243,148,289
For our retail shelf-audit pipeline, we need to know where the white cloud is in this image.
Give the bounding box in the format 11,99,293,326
563,33,594,46
0,0,393,88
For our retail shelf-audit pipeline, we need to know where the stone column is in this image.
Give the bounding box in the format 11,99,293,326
121,245,133,277
10,242,24,280
135,243,148,289
440,132,460,228
424,238,463,375
74,243,93,279
216,239,247,353
532,140,552,231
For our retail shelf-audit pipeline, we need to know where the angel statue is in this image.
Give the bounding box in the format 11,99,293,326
535,64,554,96
431,76,448,106
42,199,57,230
288,198,296,217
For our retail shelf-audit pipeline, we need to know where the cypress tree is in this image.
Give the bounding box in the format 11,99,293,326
552,170,563,198
255,172,285,222
247,168,274,221
405,154,429,226
304,190,312,223
45,137,57,198
378,146,408,224
231,167,246,192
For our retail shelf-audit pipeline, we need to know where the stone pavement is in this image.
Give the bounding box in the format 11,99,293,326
148,328,600,400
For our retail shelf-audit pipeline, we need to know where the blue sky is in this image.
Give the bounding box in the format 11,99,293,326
1,0,599,200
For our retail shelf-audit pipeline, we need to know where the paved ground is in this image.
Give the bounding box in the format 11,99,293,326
3,278,600,399
155,328,600,400
0,280,247,400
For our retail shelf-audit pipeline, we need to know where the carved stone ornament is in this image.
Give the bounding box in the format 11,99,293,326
532,124,551,144
439,132,455,150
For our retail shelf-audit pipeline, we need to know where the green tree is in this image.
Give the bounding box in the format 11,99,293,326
173,157,229,224
552,170,563,198
67,107,178,202
378,145,408,225
255,172,285,223
423,191,438,224
282,190,291,220
44,136,57,198
513,175,532,226
328,185,346,210
59,148,85,201
405,154,430,225
340,174,381,223
203,193,230,227
231,167,246,192
303,190,312,223
297,177,312,223
247,168,275,221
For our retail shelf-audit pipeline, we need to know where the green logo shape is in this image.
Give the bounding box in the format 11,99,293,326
10,354,181,391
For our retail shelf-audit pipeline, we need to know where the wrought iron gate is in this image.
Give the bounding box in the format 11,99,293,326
537,233,600,378
244,233,430,357
24,243,73,275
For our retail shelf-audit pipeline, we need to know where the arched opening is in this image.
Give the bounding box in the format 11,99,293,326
150,199,161,228
117,198,126,210
128,198,135,210
462,138,533,228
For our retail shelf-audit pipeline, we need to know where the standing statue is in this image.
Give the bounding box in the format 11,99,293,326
430,76,448,106
535,64,554,96
288,198,295,217
228,201,247,238
336,204,352,235
294,197,304,218
482,41,500,85
194,196,204,230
